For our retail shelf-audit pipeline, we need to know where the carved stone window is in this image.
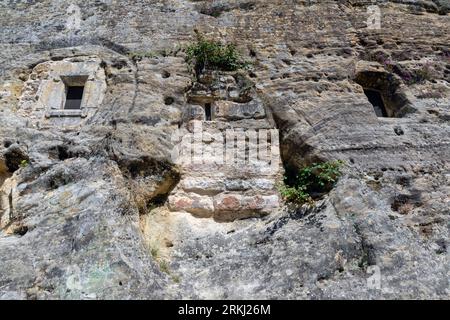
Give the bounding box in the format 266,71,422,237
18,57,107,127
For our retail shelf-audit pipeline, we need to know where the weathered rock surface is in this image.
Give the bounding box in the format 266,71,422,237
0,1,448,299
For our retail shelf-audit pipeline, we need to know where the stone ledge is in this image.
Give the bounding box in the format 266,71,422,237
45,109,87,118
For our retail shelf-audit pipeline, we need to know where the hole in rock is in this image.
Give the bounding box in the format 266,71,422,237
396,176,411,187
46,170,74,191
391,193,422,215
164,97,175,105
363,89,387,117
435,239,446,255
149,194,169,207
354,70,413,117
161,70,171,78
282,161,340,200
112,60,127,70
394,127,404,136
4,146,29,173
57,145,70,161
14,225,29,236
165,240,174,248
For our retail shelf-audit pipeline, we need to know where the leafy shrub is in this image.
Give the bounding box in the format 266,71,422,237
186,33,248,75
279,160,344,205
278,184,313,205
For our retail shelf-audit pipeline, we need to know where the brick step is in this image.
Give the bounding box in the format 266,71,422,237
168,192,280,221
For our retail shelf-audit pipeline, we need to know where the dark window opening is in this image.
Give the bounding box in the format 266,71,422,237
363,89,387,117
205,103,212,121
354,70,414,118
64,86,85,110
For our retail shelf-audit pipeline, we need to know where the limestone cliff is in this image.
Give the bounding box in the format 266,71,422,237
0,0,448,299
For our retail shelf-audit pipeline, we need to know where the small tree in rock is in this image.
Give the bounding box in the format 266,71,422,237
186,31,249,76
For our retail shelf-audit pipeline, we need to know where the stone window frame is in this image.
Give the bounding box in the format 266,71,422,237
45,75,89,118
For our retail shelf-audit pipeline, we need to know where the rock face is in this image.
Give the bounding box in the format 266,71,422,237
0,1,449,299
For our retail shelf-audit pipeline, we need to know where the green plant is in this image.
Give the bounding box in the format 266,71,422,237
186,33,249,75
159,260,170,274
279,160,344,205
171,275,181,283
19,159,29,168
278,184,313,205
150,247,159,258
298,160,344,191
